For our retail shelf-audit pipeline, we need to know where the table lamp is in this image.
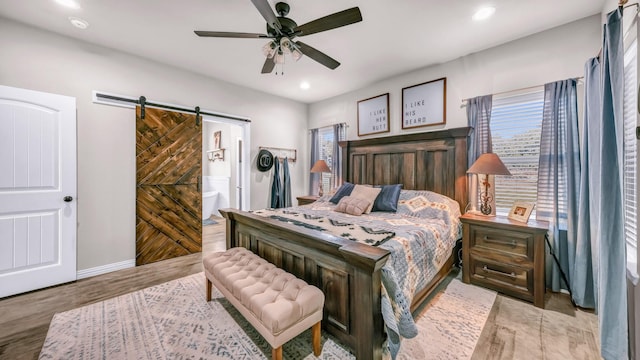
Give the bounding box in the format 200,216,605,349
310,160,331,196
467,153,511,215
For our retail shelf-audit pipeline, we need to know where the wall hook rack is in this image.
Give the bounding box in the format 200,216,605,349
207,149,225,162
259,146,297,162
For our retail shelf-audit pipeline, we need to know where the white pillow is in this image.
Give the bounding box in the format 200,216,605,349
334,196,370,216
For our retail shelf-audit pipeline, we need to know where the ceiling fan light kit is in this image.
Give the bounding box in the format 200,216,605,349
195,0,362,74
262,41,276,58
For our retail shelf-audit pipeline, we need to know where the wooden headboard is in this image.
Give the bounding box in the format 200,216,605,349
340,127,470,212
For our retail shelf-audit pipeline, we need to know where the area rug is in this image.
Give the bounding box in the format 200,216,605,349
203,218,218,226
39,273,496,360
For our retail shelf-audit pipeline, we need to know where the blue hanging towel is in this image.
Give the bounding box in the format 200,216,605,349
282,157,292,208
270,156,282,208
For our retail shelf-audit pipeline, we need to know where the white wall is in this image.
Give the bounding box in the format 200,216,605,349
309,15,601,140
0,18,308,271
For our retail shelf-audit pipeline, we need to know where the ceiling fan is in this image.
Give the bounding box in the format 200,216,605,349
194,0,363,74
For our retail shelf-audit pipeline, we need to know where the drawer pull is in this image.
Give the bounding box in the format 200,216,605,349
482,265,516,279
482,236,517,247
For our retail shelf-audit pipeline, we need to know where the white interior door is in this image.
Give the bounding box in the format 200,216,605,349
0,85,77,298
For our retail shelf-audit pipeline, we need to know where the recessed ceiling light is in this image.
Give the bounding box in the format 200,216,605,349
472,6,495,21
300,81,310,90
55,0,80,9
69,16,89,29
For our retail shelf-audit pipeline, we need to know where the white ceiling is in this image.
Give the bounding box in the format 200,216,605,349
0,0,605,103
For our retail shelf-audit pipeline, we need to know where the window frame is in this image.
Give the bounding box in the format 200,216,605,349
623,22,639,277
488,89,545,217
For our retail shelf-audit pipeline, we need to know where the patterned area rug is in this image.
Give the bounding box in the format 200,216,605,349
203,218,218,226
39,273,495,360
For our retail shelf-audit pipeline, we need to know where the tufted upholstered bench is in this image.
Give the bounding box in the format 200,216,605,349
203,247,325,360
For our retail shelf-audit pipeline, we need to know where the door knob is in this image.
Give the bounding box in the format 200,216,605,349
63,196,73,202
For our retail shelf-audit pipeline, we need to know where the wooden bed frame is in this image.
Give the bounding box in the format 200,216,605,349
219,127,469,359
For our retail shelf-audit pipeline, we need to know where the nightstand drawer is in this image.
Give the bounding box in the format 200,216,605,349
471,226,532,260
469,257,533,299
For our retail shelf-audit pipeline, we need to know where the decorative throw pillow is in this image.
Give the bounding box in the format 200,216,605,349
329,182,355,204
372,184,402,212
334,196,370,216
350,184,382,214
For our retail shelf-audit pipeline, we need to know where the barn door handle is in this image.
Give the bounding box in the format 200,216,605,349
63,196,73,202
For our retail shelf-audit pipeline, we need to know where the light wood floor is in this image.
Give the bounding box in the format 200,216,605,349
0,217,600,360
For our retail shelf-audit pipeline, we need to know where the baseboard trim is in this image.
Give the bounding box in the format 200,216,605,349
76,259,135,280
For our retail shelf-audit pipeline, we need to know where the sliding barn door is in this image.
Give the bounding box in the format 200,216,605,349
136,106,202,266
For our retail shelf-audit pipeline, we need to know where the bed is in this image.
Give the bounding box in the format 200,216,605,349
219,127,470,359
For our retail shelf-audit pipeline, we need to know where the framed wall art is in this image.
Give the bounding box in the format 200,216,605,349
357,93,390,136
213,130,221,149
402,77,446,129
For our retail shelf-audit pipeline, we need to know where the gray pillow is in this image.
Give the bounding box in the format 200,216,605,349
329,182,355,204
372,184,402,212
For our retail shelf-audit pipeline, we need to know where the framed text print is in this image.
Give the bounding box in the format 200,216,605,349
357,93,390,136
402,77,446,129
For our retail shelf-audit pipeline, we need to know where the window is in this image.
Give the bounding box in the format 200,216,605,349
623,36,638,269
318,126,333,194
316,125,346,194
490,90,545,215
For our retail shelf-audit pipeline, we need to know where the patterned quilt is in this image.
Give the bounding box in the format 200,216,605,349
254,209,397,246
253,189,462,358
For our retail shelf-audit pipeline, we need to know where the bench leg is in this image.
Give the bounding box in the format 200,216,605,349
272,346,282,360
312,321,321,356
206,278,212,301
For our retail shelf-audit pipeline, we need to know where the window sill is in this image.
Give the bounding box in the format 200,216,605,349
628,261,639,286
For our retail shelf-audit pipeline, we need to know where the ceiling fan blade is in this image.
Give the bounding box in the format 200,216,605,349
295,41,340,70
194,31,270,38
261,57,276,74
294,7,362,36
251,0,282,32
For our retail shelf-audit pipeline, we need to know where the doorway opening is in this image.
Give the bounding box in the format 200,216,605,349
201,116,250,252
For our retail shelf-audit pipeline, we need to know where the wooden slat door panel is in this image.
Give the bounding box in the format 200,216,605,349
136,106,202,266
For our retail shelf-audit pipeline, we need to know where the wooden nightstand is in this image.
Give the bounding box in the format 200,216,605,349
460,213,549,308
296,195,319,206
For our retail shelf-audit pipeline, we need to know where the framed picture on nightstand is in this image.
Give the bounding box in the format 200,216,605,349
508,201,535,223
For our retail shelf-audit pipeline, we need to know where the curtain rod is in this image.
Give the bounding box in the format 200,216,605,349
595,2,640,59
94,92,251,123
460,77,583,104
620,0,639,11
309,122,348,132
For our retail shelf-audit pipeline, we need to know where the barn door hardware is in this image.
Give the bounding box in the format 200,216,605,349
139,96,146,119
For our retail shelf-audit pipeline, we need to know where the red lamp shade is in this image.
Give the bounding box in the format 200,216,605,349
467,153,511,175
310,160,331,173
